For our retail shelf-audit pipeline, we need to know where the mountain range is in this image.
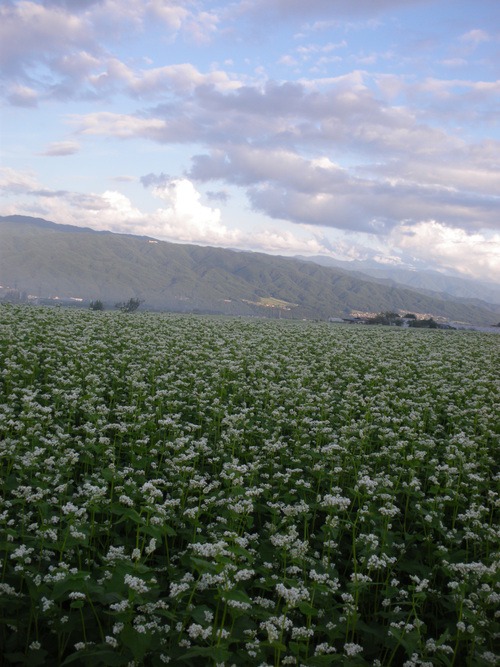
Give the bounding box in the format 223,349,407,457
296,255,500,308
1,214,499,325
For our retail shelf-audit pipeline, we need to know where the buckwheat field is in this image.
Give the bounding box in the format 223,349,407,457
0,305,498,666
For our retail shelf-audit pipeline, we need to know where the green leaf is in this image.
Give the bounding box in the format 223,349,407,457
121,626,153,661
70,600,85,609
100,468,116,482
191,605,214,624
52,572,91,600
179,646,231,663
298,600,318,616
62,648,129,666
189,556,218,573
221,587,252,605
111,506,143,525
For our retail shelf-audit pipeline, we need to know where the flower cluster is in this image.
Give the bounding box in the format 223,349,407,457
0,305,498,665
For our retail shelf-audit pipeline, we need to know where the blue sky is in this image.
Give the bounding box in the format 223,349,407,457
1,0,499,283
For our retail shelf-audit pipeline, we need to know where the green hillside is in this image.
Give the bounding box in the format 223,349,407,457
0,215,498,324
297,254,500,307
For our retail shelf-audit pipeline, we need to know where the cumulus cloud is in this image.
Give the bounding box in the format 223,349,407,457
96,190,144,221
145,0,189,30
391,221,500,283
3,165,499,282
189,145,500,234
34,61,500,243
0,170,339,257
70,67,499,238
0,1,93,76
0,1,223,104
84,61,241,99
0,167,41,194
147,179,236,245
2,1,499,284
182,10,220,44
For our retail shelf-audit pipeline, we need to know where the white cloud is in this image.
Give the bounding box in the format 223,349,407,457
72,112,175,140
391,221,500,283
39,141,80,156
460,29,490,45
249,228,327,255
146,0,189,30
0,1,223,104
2,166,499,283
6,84,38,107
190,144,500,234
83,60,242,98
98,190,144,222
278,55,299,67
183,10,220,44
0,167,40,194
148,179,235,244
2,0,499,287
0,1,92,74
58,62,499,243
131,63,241,95
0,170,339,258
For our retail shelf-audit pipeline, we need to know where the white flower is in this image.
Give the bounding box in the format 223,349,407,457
187,623,212,640
69,592,86,600
291,626,314,639
145,538,157,555
315,642,337,655
321,493,350,510
110,600,130,612
275,582,310,607
344,643,363,657
41,597,54,612
124,574,149,594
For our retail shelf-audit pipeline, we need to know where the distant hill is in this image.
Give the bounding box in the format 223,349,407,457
296,254,500,307
1,215,498,325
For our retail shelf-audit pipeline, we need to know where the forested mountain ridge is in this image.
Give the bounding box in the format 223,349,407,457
1,215,498,325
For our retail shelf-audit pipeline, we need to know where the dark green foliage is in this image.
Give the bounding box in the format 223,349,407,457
409,317,438,328
89,300,104,311
367,311,402,325
115,298,142,313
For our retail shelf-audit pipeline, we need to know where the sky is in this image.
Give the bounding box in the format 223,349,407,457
1,0,500,284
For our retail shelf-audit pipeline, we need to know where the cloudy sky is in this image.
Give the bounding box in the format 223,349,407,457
1,0,499,283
